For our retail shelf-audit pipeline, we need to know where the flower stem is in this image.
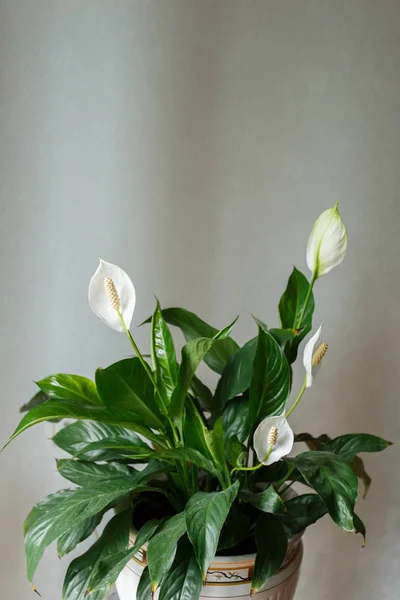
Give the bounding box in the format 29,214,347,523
286,375,307,418
295,272,317,330
118,312,179,444
231,446,273,477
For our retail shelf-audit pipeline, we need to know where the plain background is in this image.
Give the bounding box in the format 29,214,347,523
1,1,399,598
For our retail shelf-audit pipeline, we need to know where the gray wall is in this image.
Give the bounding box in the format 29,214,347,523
1,1,399,598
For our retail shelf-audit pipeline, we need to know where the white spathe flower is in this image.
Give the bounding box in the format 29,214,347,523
88,259,136,332
303,324,325,388
306,203,348,279
253,415,294,466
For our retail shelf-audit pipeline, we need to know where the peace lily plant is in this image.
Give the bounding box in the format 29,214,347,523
3,204,391,600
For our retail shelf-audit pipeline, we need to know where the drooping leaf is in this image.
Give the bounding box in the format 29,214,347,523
353,513,367,547
52,420,151,460
222,395,249,444
151,300,178,403
137,567,152,600
241,487,285,515
36,374,102,406
57,512,105,557
158,538,203,600
88,519,160,593
214,338,257,413
57,459,136,487
147,513,187,590
286,451,358,532
251,514,288,595
147,307,240,374
281,494,327,536
248,325,290,431
4,400,162,450
278,267,315,363
185,481,240,577
325,433,392,461
24,479,148,582
62,510,131,600
96,358,163,429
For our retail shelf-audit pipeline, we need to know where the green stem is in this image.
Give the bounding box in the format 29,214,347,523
276,464,295,490
295,272,317,330
118,312,179,445
286,376,307,418
231,446,274,477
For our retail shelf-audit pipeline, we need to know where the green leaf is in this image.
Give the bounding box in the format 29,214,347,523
96,358,162,429
137,567,152,600
88,519,160,593
214,338,257,413
278,267,315,363
225,435,247,468
62,509,131,600
57,513,104,557
4,400,162,450
325,433,392,461
57,459,136,487
217,505,253,551
149,307,240,374
222,396,249,444
169,338,215,428
281,494,327,536
248,325,290,431
241,487,285,514
287,451,358,532
148,513,187,589
52,420,151,460
151,448,222,482
36,374,102,406
20,391,50,413
185,481,240,577
151,300,178,403
251,514,288,594
268,328,297,349
71,439,154,462
24,479,147,582
354,513,367,547
158,538,203,600
213,315,239,340
133,460,175,484
189,375,213,411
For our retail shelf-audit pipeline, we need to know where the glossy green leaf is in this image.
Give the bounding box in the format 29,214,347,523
326,433,392,461
241,487,285,514
251,514,288,594
148,513,187,589
169,338,215,428
57,459,136,487
4,400,162,450
287,451,358,532
24,479,147,582
57,512,104,557
222,396,249,444
225,435,247,468
189,375,213,411
52,420,151,460
36,373,102,406
62,510,131,600
185,481,239,577
96,358,162,429
214,338,257,413
150,307,240,374
278,267,315,363
88,519,160,593
248,325,290,431
281,494,327,536
151,301,178,403
158,538,203,600
268,328,297,349
71,439,154,462
151,447,221,482
137,567,152,600
133,460,175,484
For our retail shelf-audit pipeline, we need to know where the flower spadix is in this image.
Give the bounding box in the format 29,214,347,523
88,259,136,332
253,415,294,466
303,324,328,388
307,203,348,279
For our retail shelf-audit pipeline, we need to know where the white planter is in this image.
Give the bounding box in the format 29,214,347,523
115,532,303,599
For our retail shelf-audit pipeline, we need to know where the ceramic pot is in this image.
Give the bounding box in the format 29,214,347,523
115,530,303,599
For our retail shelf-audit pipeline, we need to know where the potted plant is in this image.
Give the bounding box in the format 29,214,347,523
3,204,392,600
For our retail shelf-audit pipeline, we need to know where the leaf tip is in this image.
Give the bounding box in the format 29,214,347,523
32,584,42,597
